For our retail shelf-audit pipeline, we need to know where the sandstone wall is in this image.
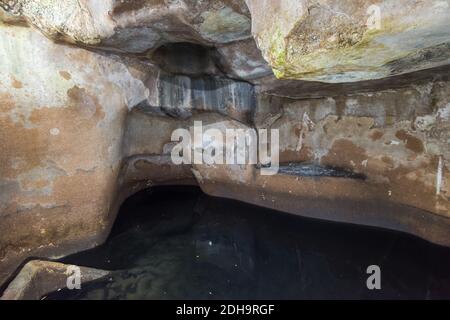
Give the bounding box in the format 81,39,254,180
0,25,147,284
0,0,449,288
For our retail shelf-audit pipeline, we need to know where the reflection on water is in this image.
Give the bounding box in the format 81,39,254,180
49,186,450,300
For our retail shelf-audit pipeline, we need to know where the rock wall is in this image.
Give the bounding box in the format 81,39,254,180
0,25,146,284
246,0,450,82
0,0,449,288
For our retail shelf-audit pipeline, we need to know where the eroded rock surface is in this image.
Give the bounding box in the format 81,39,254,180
0,0,449,292
0,260,109,300
246,0,450,82
0,0,267,81
3,0,450,83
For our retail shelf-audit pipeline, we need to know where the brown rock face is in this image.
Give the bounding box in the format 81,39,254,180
1,260,109,300
0,0,449,290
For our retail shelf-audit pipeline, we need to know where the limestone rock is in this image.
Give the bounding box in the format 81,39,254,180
246,0,450,82
216,39,273,80
144,74,255,122
3,0,450,83
0,0,450,294
1,260,109,300
1,0,251,49
0,24,147,286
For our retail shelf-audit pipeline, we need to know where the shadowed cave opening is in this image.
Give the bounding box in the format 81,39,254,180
47,186,450,300
149,42,223,77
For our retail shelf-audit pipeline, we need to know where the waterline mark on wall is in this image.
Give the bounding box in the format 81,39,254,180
170,121,280,175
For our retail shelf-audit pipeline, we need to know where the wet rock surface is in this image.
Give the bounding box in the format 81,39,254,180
246,0,450,82
0,260,109,300
0,0,449,290
140,73,255,122
6,0,450,83
278,164,366,179
47,187,450,300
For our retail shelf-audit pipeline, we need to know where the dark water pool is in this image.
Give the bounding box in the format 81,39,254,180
49,186,450,300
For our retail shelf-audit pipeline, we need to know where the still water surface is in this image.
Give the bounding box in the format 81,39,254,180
49,186,450,299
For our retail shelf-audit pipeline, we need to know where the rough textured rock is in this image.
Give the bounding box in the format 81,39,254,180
264,82,450,217
246,0,450,82
0,24,147,285
254,65,450,99
0,0,449,294
141,73,255,122
5,0,450,83
1,260,109,300
216,39,273,80
0,20,257,286
0,0,260,81
4,0,251,48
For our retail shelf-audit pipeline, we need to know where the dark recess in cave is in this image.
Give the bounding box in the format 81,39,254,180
49,186,450,300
